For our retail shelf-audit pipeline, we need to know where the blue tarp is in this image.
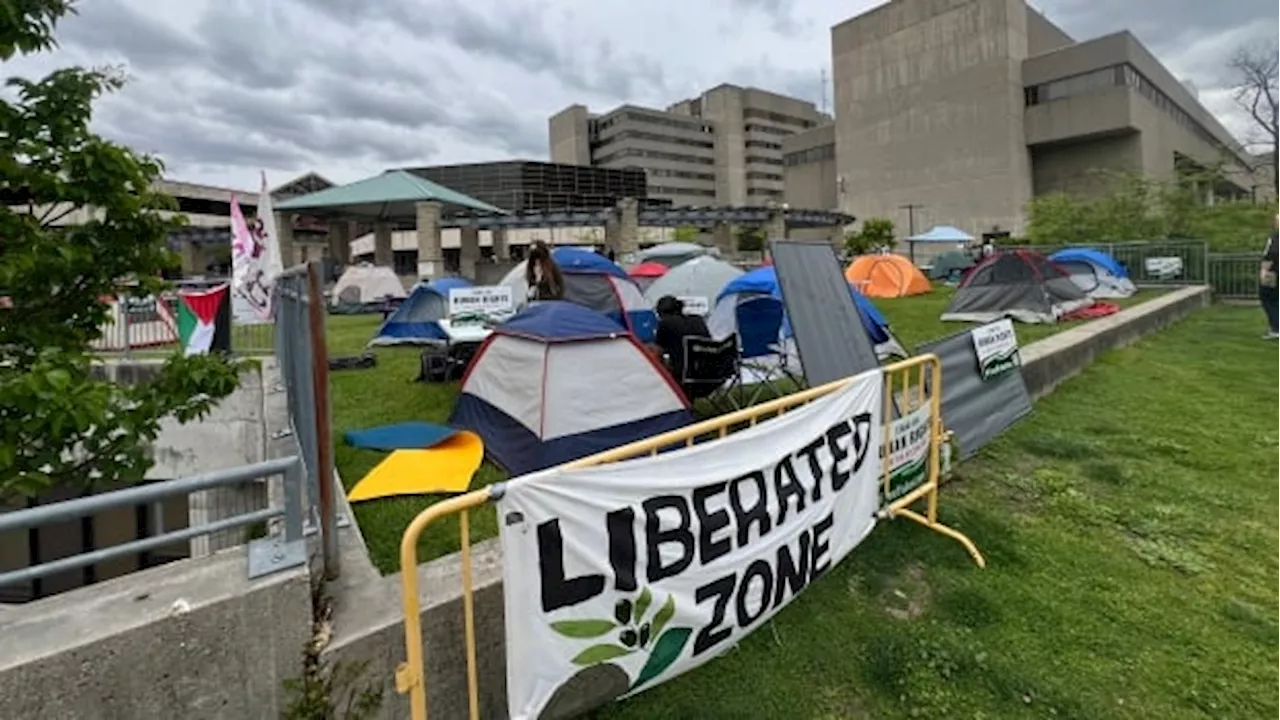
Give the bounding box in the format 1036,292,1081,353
1049,248,1128,278
344,421,457,451
717,266,892,344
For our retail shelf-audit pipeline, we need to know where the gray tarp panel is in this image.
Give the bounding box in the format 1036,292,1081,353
918,324,1032,460
769,240,880,386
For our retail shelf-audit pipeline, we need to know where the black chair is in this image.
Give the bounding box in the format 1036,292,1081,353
679,334,740,410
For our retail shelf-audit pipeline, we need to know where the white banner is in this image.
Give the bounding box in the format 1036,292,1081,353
229,173,284,325
970,319,1020,380
449,285,514,318
677,295,710,316
884,405,931,504
498,371,883,719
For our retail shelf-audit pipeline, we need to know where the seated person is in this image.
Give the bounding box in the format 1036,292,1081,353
653,296,710,380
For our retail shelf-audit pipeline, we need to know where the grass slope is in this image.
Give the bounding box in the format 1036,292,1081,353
328,287,1162,572
590,304,1278,719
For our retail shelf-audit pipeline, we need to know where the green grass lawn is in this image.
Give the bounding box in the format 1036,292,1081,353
590,304,1278,719
328,287,1165,573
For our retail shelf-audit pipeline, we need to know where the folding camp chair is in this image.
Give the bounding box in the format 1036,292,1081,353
679,334,741,412
732,298,795,406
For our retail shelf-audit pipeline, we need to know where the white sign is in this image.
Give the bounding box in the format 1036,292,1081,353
884,406,931,504
498,372,883,719
448,285,514,318
971,319,1020,380
676,296,710,316
229,176,283,325
1144,256,1184,279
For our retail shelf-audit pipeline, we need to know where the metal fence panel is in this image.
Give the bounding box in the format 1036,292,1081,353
1207,253,1260,299
1005,239,1210,285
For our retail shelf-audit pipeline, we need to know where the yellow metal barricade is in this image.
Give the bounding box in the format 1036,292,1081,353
395,354,984,720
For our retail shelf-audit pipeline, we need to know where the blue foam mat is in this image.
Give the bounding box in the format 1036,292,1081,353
344,421,457,451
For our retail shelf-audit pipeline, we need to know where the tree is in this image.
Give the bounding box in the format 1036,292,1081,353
671,224,700,244
1228,42,1279,179
843,217,895,256
735,227,764,253
0,1,244,501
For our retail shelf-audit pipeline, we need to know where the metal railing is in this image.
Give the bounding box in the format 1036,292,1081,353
1005,239,1210,286
274,261,341,580
0,456,306,590
392,355,984,720
1207,253,1261,299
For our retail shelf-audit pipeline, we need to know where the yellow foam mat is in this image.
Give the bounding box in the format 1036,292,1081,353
347,431,484,502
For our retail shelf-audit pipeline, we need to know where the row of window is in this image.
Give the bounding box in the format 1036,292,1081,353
745,139,782,150
650,185,717,198
1023,63,1239,161
745,155,783,166
747,187,784,198
745,171,784,181
742,108,819,130
593,129,714,151
621,110,714,134
783,143,835,166
646,168,716,182
595,148,715,166
744,123,794,137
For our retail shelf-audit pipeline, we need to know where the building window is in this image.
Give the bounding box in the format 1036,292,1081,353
649,185,717,198
592,129,714,150
744,123,794,137
742,108,817,129
596,148,715,166
745,171,784,181
746,140,782,150
783,144,835,166
623,111,713,134
747,188,784,198
645,168,716,182
745,155,784,166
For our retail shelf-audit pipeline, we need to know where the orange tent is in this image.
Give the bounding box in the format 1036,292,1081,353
844,253,931,298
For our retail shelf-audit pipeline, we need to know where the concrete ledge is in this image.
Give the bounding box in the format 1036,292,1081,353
1020,286,1210,400
0,547,311,719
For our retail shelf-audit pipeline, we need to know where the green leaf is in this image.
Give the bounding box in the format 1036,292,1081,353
549,619,616,639
650,594,676,640
632,628,692,689
570,644,632,666
633,587,653,623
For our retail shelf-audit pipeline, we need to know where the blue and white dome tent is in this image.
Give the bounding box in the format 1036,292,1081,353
449,301,693,476
367,276,473,346
707,266,905,363
500,247,658,342
1048,248,1136,299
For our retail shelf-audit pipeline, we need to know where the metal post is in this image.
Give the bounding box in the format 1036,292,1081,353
306,262,340,580
120,290,132,359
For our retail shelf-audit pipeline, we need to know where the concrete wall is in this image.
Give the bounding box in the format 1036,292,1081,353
1025,7,1074,55
832,0,1034,238
1030,131,1143,196
783,124,839,210
548,105,591,166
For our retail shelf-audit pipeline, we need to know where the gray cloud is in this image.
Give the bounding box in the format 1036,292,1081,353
12,0,1273,191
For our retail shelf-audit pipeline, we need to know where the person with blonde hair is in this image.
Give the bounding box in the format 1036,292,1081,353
1260,212,1278,339
525,240,565,302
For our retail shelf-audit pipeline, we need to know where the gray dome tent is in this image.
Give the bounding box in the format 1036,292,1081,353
940,250,1093,324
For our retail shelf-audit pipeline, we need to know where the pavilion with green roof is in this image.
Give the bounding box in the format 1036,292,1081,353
274,170,509,279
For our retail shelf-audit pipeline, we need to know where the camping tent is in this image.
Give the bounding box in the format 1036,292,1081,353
499,247,658,342
707,266,906,363
636,242,717,268
330,264,407,314
642,255,744,310
627,261,669,292
448,302,694,476
368,277,473,346
1048,248,1136,299
908,225,975,243
845,253,932,298
927,250,976,282
941,250,1094,323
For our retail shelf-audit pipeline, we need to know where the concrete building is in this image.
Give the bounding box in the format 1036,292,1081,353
830,0,1259,239
549,84,831,207
783,123,839,210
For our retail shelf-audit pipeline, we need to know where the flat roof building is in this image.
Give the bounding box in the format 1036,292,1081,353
549,84,831,208
399,161,659,213
831,0,1261,239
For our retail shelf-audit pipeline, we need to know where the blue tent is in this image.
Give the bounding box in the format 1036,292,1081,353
449,302,693,475
713,266,894,348
368,277,473,346
1048,248,1127,278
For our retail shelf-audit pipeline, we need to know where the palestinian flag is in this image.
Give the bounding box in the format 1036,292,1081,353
177,284,231,355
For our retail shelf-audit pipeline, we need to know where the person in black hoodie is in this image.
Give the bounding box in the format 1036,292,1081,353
653,296,709,380
1260,215,1278,340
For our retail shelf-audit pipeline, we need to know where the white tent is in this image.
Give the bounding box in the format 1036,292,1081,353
643,256,743,312
330,264,407,312
448,302,693,476
908,225,975,243
635,242,718,268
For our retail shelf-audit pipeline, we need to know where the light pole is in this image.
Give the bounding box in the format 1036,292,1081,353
899,203,923,262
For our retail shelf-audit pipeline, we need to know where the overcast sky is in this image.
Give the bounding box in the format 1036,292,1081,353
4,0,1276,192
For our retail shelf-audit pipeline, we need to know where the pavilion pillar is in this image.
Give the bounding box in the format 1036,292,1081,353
713,222,735,255
415,200,444,279
459,226,480,280
373,222,393,268
327,220,351,266
618,197,639,256
764,208,787,241
275,212,296,267
491,228,510,261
